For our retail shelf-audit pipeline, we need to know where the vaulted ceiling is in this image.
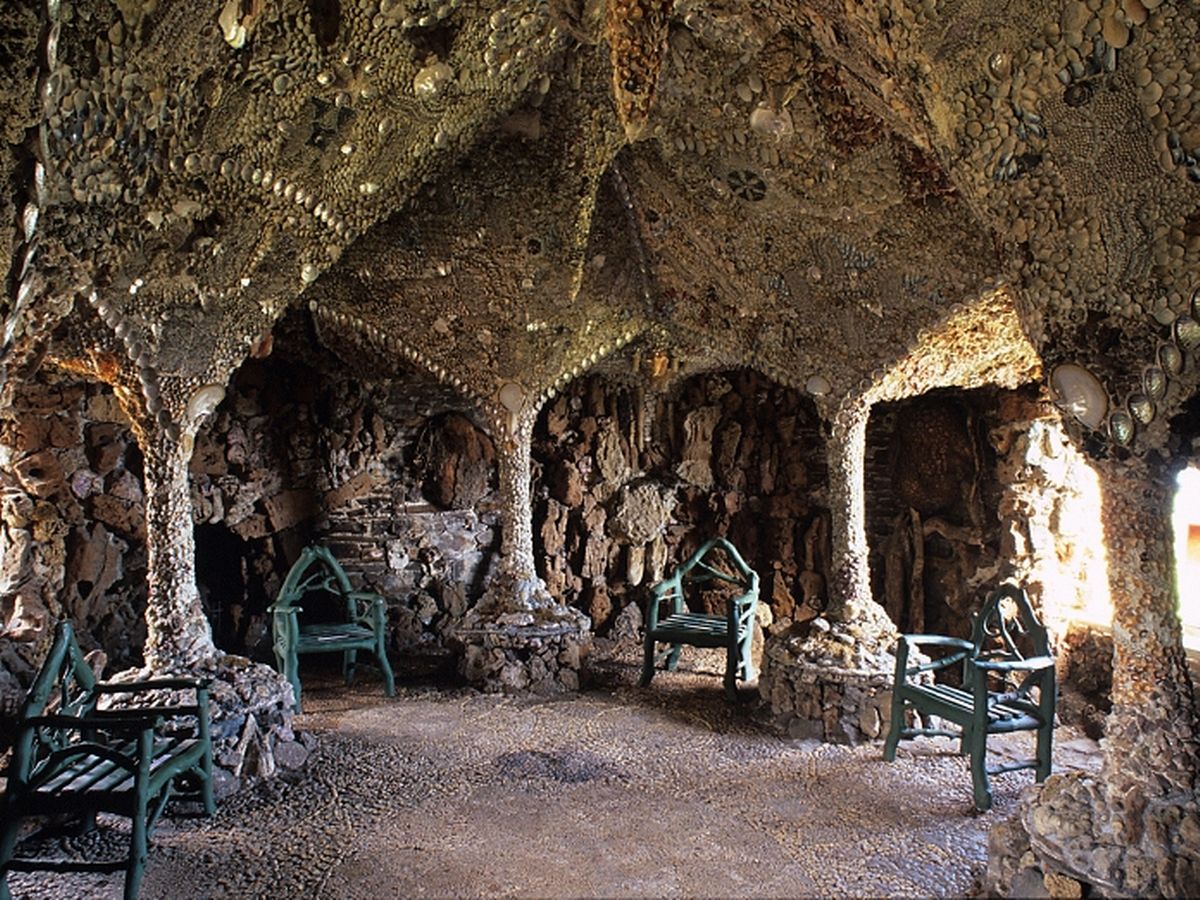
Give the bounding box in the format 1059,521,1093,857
3,0,1198,450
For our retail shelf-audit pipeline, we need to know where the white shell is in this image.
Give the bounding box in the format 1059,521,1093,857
187,384,226,422
1050,364,1108,430
805,374,831,396
498,381,525,413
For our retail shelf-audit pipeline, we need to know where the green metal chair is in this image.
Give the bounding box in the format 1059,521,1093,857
883,581,1056,811
270,544,395,712
641,537,760,701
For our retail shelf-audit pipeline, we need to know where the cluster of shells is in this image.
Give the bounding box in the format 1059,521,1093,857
1052,287,1200,448
483,4,562,82
308,298,483,404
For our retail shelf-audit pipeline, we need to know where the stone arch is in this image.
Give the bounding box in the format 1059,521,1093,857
531,353,829,640
190,306,498,662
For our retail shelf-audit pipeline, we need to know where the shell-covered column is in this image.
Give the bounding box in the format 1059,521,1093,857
488,415,544,609
756,396,898,744
1098,455,1199,802
825,400,874,623
453,390,591,693
986,454,1200,896
141,427,217,669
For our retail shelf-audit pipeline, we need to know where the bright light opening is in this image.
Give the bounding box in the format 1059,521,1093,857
1017,419,1112,634
1173,466,1200,652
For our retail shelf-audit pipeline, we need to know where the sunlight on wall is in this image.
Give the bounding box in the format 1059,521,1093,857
1173,466,1200,650
1016,419,1112,634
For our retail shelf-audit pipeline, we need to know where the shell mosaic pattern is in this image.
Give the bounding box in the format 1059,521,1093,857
2,1,1200,895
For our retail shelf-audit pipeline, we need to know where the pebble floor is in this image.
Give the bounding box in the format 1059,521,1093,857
5,649,1100,899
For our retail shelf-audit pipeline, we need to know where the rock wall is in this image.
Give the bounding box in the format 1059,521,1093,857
0,319,502,727
865,388,1006,640
189,331,500,661
533,369,830,633
0,367,148,715
866,385,1116,730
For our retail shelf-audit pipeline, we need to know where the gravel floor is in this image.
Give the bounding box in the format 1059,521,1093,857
4,647,1100,899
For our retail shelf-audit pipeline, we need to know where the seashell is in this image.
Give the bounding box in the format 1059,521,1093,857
413,62,454,99
1051,363,1108,430
1160,342,1183,374
21,204,38,242
1175,314,1200,352
187,384,226,421
1191,285,1200,321
498,382,525,413
273,73,292,94
1127,393,1154,424
988,50,1011,80
300,263,319,284
1108,410,1135,445
1143,366,1167,400
43,22,60,69
805,375,831,397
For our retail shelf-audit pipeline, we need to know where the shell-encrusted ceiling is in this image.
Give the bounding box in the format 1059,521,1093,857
2,0,1198,452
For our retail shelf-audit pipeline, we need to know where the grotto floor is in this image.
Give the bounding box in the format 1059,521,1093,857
4,644,1102,900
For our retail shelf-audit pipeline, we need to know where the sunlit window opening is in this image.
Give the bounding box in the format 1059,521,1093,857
1174,466,1200,652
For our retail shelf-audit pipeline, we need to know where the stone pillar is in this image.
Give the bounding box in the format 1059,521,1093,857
757,397,898,742
485,417,547,612
1097,456,1199,804
141,428,217,670
825,400,875,623
453,395,591,693
985,454,1200,896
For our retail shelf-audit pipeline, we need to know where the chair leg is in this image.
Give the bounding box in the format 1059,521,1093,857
343,649,358,686
285,651,303,713
0,803,21,900
640,636,656,687
970,732,992,812
882,694,906,762
126,796,149,900
375,639,396,698
665,644,683,672
724,641,739,702
739,632,756,682
1035,723,1053,782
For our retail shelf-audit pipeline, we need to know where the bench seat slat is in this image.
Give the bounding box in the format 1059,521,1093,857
36,737,202,799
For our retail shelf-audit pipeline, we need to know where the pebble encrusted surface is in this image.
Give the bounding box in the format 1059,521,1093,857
5,660,1100,899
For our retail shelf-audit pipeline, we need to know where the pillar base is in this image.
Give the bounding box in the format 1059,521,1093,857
453,571,591,693
106,655,302,796
985,771,1200,896
758,617,896,744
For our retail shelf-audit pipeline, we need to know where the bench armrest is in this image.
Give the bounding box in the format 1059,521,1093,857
972,655,1055,673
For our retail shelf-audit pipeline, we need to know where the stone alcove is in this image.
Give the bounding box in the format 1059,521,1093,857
188,311,500,669
532,366,830,660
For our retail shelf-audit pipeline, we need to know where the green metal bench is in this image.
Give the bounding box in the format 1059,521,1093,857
270,544,395,712
640,537,760,701
882,581,1056,811
0,622,214,900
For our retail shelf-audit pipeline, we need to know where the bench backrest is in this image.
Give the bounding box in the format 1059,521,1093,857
965,582,1050,688
663,537,760,619
11,622,100,784
274,544,357,619
20,621,97,719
